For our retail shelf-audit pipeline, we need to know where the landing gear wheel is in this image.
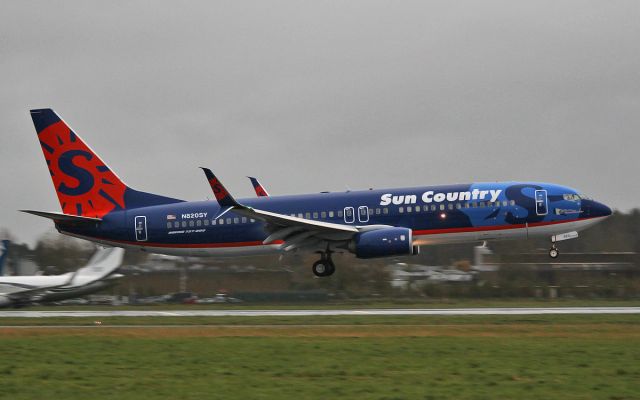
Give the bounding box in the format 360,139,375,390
312,259,335,277
312,260,329,277
549,247,559,259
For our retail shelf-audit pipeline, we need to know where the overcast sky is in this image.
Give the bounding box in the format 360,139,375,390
1,1,639,246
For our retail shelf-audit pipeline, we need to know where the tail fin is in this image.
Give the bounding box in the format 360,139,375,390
0,240,9,276
30,109,181,218
68,247,124,287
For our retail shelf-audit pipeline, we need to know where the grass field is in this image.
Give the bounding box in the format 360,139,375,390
1,314,639,399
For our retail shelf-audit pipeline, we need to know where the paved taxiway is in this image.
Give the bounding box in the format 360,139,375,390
0,307,639,318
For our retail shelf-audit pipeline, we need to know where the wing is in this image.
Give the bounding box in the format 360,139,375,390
201,168,381,251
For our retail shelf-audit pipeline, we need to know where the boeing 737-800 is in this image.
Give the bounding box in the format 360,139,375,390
22,109,612,277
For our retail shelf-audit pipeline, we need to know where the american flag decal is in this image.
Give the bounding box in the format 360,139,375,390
166,214,176,220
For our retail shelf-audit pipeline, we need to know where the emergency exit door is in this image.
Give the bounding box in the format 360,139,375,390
135,216,148,241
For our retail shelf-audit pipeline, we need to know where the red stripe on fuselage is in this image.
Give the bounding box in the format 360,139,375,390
412,217,596,236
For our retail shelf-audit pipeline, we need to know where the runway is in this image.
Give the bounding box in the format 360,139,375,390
1,307,639,318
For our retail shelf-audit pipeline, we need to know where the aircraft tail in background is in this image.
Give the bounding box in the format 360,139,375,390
0,240,9,276
68,247,124,287
28,109,182,219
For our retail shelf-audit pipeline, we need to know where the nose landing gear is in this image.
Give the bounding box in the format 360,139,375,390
549,245,559,259
312,250,335,277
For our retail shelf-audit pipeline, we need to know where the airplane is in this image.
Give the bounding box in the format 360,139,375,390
248,177,270,197
0,240,10,275
22,108,612,277
0,247,124,307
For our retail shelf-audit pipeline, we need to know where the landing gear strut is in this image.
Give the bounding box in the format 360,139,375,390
312,250,335,277
549,245,559,259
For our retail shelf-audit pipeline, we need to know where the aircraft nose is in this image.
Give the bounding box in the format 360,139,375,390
585,200,612,218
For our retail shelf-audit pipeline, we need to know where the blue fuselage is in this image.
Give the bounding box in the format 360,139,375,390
55,181,611,257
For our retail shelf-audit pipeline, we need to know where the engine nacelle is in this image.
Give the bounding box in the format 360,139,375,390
350,227,413,259
0,295,12,308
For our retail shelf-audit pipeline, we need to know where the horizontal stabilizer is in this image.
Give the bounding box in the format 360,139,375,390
20,210,102,223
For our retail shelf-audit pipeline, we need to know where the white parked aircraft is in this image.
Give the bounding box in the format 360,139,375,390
0,247,124,307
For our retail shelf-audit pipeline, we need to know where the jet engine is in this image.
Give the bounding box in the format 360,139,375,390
349,227,414,259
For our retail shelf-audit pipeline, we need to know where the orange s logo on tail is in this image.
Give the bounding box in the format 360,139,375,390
31,109,126,218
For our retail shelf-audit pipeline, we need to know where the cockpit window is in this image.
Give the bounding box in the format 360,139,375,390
562,194,580,201
563,193,592,201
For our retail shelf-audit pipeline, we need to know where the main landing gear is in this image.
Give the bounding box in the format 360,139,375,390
312,250,335,277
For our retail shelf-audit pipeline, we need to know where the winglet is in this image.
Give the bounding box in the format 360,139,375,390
248,176,270,197
200,168,240,208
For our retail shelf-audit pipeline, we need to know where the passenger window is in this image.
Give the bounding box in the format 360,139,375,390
241,217,247,223
338,210,343,217
464,203,470,209
305,212,311,219
189,220,195,227
233,217,239,224
250,219,255,223
502,200,508,207
174,221,180,228
383,208,389,215
455,203,461,210
431,205,437,211
439,204,445,211
399,207,404,213
406,206,412,213
321,211,327,218
448,203,453,210
226,218,231,224
204,219,209,226
375,208,381,215
510,200,516,206
218,219,224,225
166,222,172,229
297,213,303,218
211,219,216,225
313,212,318,219
196,220,202,227
329,211,334,218
181,221,187,228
